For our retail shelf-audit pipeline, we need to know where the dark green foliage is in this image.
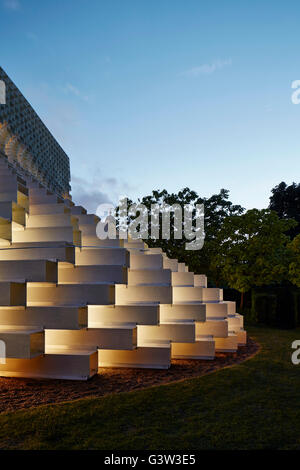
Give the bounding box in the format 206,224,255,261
269,181,300,239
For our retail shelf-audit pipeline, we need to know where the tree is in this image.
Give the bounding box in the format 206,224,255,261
269,182,300,239
213,209,296,308
288,234,300,287
119,188,244,282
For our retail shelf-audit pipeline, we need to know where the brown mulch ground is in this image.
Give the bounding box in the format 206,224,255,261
0,337,259,414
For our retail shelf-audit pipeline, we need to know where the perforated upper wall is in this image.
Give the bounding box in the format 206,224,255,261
0,67,71,197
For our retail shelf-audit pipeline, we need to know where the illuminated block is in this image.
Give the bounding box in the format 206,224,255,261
130,253,163,270
223,301,237,314
88,304,159,327
0,349,98,380
163,257,178,271
194,274,207,287
173,286,203,303
196,319,228,338
27,282,115,306
0,306,87,329
0,260,57,282
29,203,67,215
159,303,206,322
0,242,75,263
127,268,171,286
138,321,195,345
115,284,172,304
99,343,171,369
227,313,244,330
12,226,78,244
214,332,238,352
46,324,137,351
58,263,127,284
171,271,194,286
236,329,247,346
0,281,26,305
202,288,223,302
124,239,147,251
0,326,44,358
75,247,129,266
171,335,215,359
205,302,228,318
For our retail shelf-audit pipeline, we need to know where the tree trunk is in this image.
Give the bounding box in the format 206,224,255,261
240,291,244,310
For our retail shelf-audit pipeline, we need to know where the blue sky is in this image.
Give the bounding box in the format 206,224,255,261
1,0,300,211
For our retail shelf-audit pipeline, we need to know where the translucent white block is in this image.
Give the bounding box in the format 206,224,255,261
214,333,238,352
138,321,195,345
173,286,203,303
0,326,44,358
58,263,127,284
115,285,172,305
75,247,130,266
223,301,237,314
177,263,186,272
171,272,194,286
124,239,147,251
29,203,66,215
159,303,206,322
163,257,178,272
0,241,74,263
88,304,159,327
0,260,57,282
196,319,228,338
0,349,98,380
194,274,207,288
236,329,247,346
0,281,26,305
205,302,228,318
202,288,223,302
26,213,77,229
130,253,163,270
0,306,87,329
227,313,244,330
46,324,137,350
81,235,124,248
127,268,171,286
99,343,171,369
171,336,215,359
12,226,76,244
27,282,115,306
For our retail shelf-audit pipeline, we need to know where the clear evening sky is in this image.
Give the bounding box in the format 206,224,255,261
1,0,300,212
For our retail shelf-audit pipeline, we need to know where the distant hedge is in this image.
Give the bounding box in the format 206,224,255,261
250,286,300,329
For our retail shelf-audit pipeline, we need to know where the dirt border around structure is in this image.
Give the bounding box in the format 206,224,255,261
0,337,259,414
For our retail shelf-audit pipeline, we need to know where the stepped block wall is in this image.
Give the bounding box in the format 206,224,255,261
0,154,246,380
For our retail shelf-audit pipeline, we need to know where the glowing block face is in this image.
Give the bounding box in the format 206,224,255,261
0,282,26,306
27,283,115,306
0,306,87,330
171,336,215,359
0,350,98,380
88,304,159,327
46,325,137,351
99,344,171,369
196,319,228,338
159,304,206,322
0,327,44,359
0,260,58,283
214,333,238,352
115,285,172,305
137,322,196,345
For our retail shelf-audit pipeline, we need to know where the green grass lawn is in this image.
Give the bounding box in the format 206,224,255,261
0,325,299,450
